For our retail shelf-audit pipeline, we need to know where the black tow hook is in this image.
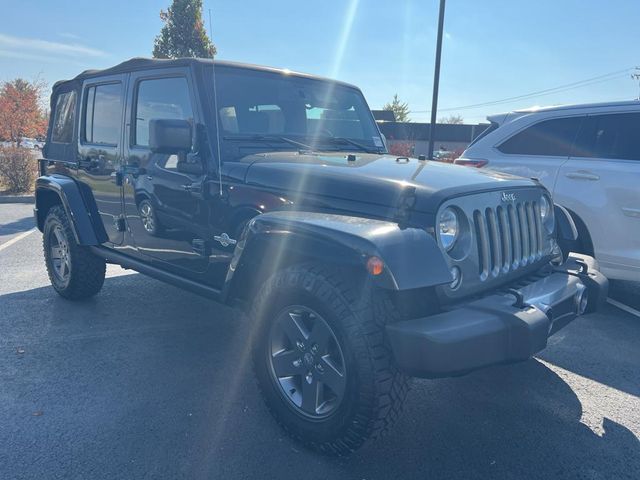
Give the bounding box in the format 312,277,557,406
508,289,528,309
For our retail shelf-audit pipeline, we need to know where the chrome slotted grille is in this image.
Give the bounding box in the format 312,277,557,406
474,200,544,281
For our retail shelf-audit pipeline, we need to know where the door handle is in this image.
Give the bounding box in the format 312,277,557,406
565,171,599,181
79,157,99,169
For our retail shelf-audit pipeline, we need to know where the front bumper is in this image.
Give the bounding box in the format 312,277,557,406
386,254,608,378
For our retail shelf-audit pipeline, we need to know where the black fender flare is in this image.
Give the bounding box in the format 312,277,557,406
554,204,578,242
221,211,452,302
35,175,108,245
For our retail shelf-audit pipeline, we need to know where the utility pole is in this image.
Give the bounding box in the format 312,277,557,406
427,0,446,160
632,67,640,100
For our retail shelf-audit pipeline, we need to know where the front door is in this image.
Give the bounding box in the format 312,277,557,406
76,74,127,244
122,69,210,274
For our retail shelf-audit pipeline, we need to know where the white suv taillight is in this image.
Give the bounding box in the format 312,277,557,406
454,158,488,168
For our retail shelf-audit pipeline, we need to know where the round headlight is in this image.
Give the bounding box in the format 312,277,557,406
438,207,459,251
540,195,554,232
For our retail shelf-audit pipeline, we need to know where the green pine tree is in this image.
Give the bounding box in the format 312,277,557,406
153,0,216,59
382,94,411,122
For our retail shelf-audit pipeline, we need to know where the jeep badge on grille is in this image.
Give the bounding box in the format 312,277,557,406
501,192,517,202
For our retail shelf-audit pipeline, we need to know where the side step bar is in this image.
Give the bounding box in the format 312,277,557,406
90,246,223,302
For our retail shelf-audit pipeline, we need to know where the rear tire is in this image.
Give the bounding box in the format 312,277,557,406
43,205,106,300
251,263,409,455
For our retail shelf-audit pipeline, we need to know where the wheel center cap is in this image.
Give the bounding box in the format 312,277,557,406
303,352,315,368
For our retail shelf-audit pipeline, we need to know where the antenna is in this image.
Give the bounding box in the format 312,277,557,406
209,7,223,196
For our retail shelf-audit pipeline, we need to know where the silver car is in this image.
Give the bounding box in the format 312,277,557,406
457,101,640,281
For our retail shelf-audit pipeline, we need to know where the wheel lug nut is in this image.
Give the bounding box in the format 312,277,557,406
315,363,324,373
310,344,318,354
293,358,302,368
296,341,305,351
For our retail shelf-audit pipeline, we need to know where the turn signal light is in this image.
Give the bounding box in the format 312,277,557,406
454,158,488,168
366,256,384,276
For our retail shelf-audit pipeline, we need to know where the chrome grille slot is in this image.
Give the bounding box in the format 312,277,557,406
473,197,545,282
517,203,529,265
474,210,490,281
486,208,501,277
508,204,521,269
497,206,511,273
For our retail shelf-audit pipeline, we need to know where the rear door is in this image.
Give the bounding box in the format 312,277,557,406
489,116,584,192
556,111,640,280
76,75,127,245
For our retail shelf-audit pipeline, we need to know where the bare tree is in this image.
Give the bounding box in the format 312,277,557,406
438,114,464,124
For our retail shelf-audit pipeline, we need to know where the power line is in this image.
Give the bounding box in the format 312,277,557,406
410,67,634,114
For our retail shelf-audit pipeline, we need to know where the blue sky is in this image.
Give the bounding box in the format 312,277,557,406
1,0,638,123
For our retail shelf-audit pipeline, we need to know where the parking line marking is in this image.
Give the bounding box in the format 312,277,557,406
607,297,640,319
0,228,36,252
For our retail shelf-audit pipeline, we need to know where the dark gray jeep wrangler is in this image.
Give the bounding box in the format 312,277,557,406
35,58,607,455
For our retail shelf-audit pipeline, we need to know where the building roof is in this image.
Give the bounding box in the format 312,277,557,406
377,122,490,142
371,110,396,122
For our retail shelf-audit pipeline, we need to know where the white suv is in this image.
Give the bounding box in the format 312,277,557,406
457,101,640,281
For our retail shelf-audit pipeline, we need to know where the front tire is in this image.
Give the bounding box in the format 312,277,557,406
251,264,409,455
43,205,106,300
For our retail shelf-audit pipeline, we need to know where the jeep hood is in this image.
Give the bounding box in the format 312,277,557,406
232,151,537,214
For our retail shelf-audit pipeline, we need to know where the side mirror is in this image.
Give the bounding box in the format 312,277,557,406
149,119,192,153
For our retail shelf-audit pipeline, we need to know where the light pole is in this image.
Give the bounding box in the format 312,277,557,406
427,0,446,160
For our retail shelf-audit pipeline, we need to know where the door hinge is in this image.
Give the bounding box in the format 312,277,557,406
114,215,126,232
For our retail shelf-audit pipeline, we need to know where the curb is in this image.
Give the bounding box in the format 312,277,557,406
0,195,35,204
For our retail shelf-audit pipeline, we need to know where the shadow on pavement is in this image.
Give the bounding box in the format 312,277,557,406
609,280,640,311
0,215,35,236
0,274,638,480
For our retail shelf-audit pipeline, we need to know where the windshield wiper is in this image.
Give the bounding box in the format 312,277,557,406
318,136,380,154
223,134,314,151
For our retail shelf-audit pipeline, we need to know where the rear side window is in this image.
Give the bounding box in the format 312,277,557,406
51,91,77,143
497,117,582,157
83,83,123,145
572,113,640,160
134,77,193,147
468,122,498,147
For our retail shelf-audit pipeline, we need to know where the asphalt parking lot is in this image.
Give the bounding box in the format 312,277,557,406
1,202,638,480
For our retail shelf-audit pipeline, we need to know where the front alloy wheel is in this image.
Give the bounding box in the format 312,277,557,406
268,305,347,418
251,263,409,455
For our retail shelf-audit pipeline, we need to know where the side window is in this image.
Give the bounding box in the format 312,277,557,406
83,83,123,145
497,117,582,157
135,77,193,147
573,113,640,160
51,91,77,143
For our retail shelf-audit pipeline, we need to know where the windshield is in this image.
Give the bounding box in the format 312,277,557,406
210,67,385,159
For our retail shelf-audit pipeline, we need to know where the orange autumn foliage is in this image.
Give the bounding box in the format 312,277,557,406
0,79,48,145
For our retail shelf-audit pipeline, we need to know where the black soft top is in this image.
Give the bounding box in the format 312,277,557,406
53,57,357,90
